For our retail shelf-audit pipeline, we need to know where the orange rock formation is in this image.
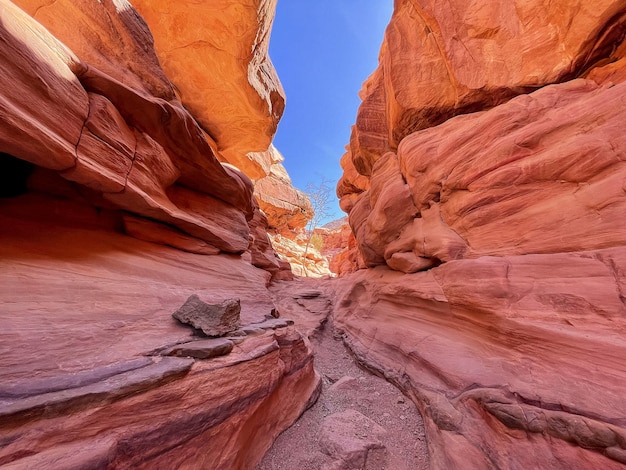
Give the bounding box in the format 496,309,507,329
336,0,626,467
0,0,316,467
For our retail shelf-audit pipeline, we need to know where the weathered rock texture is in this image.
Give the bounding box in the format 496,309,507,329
5,0,288,275
337,0,626,467
172,295,241,337
253,145,312,235
127,1,312,242
0,0,315,467
130,0,284,173
316,218,356,276
269,233,332,278
0,190,319,470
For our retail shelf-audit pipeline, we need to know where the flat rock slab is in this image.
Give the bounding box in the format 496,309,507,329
328,376,358,394
320,409,388,469
162,338,234,359
295,289,322,299
0,357,152,399
172,294,240,336
235,318,295,337
0,357,194,423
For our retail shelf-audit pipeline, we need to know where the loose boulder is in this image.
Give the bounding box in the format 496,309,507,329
172,295,240,337
320,409,388,469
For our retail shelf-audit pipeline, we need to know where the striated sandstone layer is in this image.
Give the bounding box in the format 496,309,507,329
124,1,312,256
130,0,285,173
334,256,626,469
0,193,319,469
0,0,315,467
252,145,312,235
6,0,287,274
336,0,626,467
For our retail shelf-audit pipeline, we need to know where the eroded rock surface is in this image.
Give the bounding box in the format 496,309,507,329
173,295,241,337
319,409,388,470
0,196,319,469
258,279,428,470
2,0,289,277
0,0,313,467
336,0,626,467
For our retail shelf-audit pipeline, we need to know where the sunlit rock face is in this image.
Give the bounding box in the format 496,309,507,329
0,0,315,467
252,145,312,235
336,0,626,467
130,0,285,173
127,1,312,261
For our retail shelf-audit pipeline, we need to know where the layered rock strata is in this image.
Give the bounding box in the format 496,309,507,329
0,0,316,467
127,1,313,245
0,190,319,470
4,0,287,275
336,0,626,467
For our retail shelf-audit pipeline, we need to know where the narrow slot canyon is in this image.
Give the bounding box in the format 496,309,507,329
2,1,626,469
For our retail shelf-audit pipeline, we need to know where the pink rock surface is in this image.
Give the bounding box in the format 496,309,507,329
0,195,319,468
0,1,313,466
345,0,626,174
1,0,267,256
350,78,626,270
335,0,626,467
334,251,626,468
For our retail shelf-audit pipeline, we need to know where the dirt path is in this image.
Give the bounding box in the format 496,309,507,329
258,280,429,470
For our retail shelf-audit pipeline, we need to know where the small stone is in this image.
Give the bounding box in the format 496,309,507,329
328,376,358,393
172,294,240,337
295,289,321,299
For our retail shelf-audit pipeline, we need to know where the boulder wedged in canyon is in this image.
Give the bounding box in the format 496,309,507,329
335,0,626,467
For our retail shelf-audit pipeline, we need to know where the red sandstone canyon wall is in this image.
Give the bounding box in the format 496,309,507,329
0,0,318,467
336,0,626,467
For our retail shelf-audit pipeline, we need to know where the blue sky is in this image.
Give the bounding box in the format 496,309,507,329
269,1,393,223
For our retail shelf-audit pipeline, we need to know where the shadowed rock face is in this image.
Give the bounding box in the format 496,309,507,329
336,0,626,467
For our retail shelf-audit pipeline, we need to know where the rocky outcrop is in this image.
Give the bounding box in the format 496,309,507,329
130,0,284,174
0,0,314,467
127,0,313,268
0,187,318,470
6,0,291,276
269,233,331,278
315,218,356,276
252,145,312,235
336,0,626,467
127,1,312,242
